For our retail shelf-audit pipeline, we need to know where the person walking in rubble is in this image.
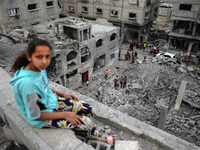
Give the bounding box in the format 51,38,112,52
114,78,119,90
119,76,123,88
133,39,137,47
114,75,119,82
143,56,146,63
105,69,108,79
131,51,135,63
123,76,127,88
138,42,142,50
134,51,137,58
143,94,149,103
86,80,89,86
129,41,134,51
126,85,131,95
9,38,117,146
143,42,147,52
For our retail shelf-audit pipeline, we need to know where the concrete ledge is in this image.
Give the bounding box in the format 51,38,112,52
0,67,200,150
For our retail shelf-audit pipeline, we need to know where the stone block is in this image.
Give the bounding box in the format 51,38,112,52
115,140,138,150
87,139,111,150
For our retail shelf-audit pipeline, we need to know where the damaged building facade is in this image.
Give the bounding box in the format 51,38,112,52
169,0,200,53
58,0,160,42
0,0,60,34
0,0,120,89
45,18,120,89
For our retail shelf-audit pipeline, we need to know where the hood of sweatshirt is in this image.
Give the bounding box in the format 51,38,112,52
10,67,42,86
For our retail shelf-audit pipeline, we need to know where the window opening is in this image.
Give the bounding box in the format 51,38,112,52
179,4,192,11
96,39,103,47
67,70,77,78
69,6,74,12
67,51,77,61
9,8,19,16
67,61,76,69
111,53,115,59
129,13,136,19
81,53,91,63
96,8,102,14
82,6,88,12
83,29,88,41
145,12,149,18
111,10,118,16
63,26,78,40
110,33,116,41
46,1,53,7
146,0,151,6
28,4,37,10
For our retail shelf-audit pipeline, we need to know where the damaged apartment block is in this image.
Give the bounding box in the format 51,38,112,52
58,0,160,42
169,0,200,55
43,18,120,89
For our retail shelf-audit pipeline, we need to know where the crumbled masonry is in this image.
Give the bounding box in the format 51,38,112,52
75,46,200,147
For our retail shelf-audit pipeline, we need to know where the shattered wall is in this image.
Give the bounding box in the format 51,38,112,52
168,0,200,56
0,0,60,34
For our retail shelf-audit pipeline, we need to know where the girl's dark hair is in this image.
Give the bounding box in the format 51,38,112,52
10,38,53,72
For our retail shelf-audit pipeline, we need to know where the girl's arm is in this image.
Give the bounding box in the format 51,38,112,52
51,88,79,101
37,112,82,127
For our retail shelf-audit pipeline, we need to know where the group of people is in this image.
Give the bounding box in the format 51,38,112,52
125,50,138,62
114,76,127,90
129,39,147,51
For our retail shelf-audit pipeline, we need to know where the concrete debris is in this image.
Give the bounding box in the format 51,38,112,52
74,46,200,147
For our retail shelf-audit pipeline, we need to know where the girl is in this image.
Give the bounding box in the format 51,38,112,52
9,38,116,146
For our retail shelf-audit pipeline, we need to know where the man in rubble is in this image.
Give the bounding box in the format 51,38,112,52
105,69,108,79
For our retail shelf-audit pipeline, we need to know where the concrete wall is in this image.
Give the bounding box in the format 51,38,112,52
0,0,60,33
159,7,172,17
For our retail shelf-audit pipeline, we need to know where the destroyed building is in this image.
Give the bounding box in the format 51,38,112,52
44,18,120,89
0,0,60,34
169,0,200,54
58,0,160,42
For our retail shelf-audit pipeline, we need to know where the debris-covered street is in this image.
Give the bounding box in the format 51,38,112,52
74,44,200,147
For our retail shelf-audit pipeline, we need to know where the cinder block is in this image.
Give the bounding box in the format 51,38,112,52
87,139,111,150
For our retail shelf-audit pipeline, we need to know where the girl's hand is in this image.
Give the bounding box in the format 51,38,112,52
64,112,82,127
63,93,79,101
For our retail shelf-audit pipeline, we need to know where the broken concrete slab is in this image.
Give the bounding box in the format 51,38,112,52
158,106,167,130
174,81,187,110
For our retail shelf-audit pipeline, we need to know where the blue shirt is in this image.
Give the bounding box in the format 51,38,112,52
10,67,57,128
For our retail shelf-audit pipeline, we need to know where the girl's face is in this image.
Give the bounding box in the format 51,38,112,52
27,46,51,72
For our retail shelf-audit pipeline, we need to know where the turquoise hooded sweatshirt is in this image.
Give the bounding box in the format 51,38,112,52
10,67,58,128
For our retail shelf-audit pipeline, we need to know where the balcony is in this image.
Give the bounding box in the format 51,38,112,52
171,10,197,21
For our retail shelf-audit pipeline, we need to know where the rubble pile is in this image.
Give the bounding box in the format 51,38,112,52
75,58,200,146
